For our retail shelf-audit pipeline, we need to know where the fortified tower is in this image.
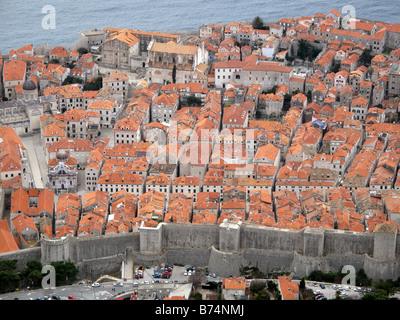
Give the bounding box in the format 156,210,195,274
218,220,241,252
373,223,397,261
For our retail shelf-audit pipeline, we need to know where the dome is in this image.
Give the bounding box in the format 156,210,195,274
56,151,69,162
22,79,37,91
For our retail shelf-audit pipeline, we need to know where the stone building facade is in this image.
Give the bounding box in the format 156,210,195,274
147,41,208,84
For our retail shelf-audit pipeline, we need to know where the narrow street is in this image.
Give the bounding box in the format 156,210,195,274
20,133,46,189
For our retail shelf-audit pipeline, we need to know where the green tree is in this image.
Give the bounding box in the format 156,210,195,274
356,269,372,287
250,281,266,295
185,96,202,106
191,292,203,300
172,65,177,84
189,268,207,290
308,270,324,282
282,93,292,112
362,289,390,300
216,282,223,300
297,39,308,60
255,290,270,300
0,260,18,272
359,49,373,66
302,288,315,300
20,260,43,289
62,76,83,85
331,63,340,73
382,47,393,55
296,39,321,61
51,261,78,286
252,16,264,30
264,85,277,94
285,52,295,63
373,279,398,296
0,260,20,293
83,76,102,91
299,278,306,290
77,47,89,55
306,90,312,101
267,280,277,292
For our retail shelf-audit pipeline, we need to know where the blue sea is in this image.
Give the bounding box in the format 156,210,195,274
0,0,399,53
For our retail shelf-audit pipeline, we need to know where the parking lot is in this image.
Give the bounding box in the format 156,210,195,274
305,280,370,300
130,264,222,286
0,263,225,300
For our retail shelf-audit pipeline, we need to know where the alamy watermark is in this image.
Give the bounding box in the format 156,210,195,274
41,265,56,289
341,5,356,30
341,265,356,286
42,5,56,30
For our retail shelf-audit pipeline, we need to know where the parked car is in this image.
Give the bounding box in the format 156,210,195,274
51,295,61,300
68,295,76,300
92,282,100,287
320,283,326,289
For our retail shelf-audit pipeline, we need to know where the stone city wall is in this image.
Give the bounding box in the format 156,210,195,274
0,247,41,271
3,221,400,281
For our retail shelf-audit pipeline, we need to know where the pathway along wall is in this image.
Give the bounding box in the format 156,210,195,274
17,221,400,281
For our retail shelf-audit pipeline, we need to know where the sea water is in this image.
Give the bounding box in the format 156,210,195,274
0,0,398,53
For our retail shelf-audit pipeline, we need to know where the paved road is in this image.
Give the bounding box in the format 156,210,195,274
0,266,201,300
0,282,122,300
20,134,44,189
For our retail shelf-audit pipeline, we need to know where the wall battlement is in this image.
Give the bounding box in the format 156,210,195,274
2,220,399,281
